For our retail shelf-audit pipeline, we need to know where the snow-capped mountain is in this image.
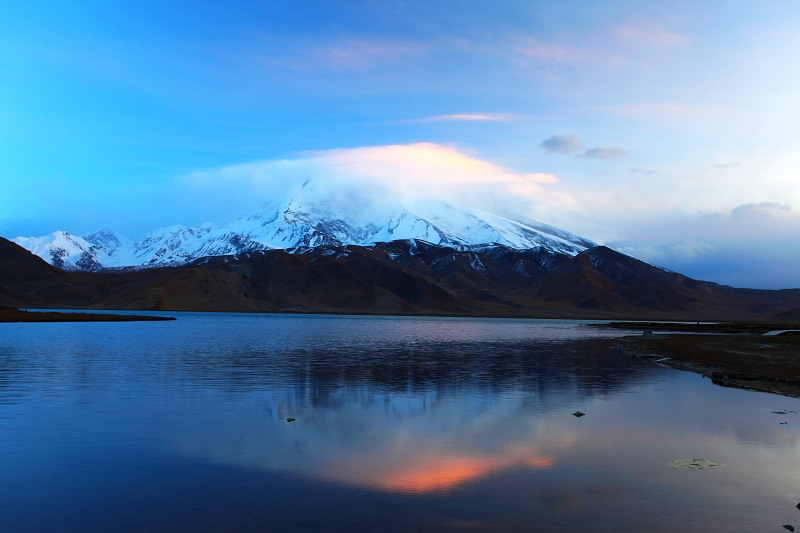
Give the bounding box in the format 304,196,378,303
83,227,131,250
12,188,596,270
12,231,106,271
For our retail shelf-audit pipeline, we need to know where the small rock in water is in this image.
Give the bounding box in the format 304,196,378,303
796,502,800,511
286,418,296,423
666,459,724,470
783,525,795,532
572,411,585,418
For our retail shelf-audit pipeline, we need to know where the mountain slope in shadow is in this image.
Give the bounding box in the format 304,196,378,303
1,237,798,320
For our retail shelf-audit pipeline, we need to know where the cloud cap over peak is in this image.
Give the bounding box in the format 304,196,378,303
180,143,582,230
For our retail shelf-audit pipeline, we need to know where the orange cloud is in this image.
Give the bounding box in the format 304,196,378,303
311,143,562,191
183,142,583,236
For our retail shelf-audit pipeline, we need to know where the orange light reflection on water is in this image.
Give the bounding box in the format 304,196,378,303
320,446,558,494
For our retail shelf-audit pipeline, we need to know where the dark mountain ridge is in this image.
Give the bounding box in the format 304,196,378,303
1,236,798,320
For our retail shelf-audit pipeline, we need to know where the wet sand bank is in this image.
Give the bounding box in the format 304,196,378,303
617,331,800,398
0,308,175,322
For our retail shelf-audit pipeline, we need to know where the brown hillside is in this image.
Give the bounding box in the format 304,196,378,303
2,237,798,319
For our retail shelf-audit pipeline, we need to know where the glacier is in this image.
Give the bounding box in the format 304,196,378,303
12,191,596,271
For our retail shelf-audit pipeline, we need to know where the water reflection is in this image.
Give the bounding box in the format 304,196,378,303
132,321,656,496
2,314,800,532
164,388,575,494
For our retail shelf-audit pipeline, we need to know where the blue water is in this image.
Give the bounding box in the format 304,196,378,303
1,313,800,532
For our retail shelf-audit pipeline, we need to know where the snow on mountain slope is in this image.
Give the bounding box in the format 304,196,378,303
388,201,594,254
12,190,596,270
125,223,220,267
12,231,103,271
82,227,134,266
83,227,131,250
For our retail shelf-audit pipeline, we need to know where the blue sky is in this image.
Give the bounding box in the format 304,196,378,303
2,1,800,288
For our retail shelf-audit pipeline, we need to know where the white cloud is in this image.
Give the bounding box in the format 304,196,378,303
402,113,518,123
616,241,716,262
523,173,558,183
178,143,582,229
614,245,666,263
170,142,800,289
667,240,717,259
604,207,800,288
730,201,791,220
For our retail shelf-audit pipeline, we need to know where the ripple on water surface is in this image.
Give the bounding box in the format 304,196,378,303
1,313,799,532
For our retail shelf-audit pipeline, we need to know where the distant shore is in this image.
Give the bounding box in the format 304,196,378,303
0,308,175,323
604,322,800,398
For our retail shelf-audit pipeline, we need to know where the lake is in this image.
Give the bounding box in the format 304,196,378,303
1,313,799,532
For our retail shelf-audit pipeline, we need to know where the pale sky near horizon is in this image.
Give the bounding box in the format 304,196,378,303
2,1,800,288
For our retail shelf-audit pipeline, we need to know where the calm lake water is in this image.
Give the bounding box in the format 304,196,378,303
2,313,800,532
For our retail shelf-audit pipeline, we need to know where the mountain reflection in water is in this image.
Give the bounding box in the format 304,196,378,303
2,314,800,532
160,333,651,495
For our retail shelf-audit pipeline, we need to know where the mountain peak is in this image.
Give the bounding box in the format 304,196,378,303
83,227,131,249
12,231,100,271
11,195,595,271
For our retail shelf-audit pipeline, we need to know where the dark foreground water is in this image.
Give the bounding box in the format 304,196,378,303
2,313,800,532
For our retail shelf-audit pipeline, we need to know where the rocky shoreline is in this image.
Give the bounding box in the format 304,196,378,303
617,330,800,398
